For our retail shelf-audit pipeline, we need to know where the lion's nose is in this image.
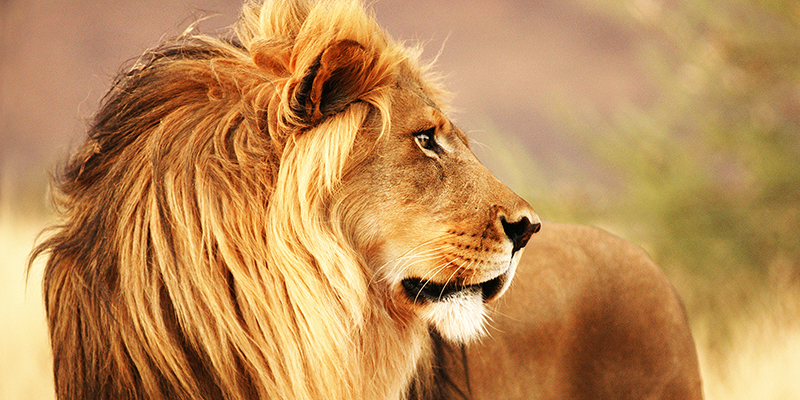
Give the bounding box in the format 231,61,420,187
501,215,541,253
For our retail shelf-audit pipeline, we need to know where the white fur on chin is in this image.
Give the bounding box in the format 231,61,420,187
420,289,487,343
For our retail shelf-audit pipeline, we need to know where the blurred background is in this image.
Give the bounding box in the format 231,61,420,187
1,0,798,398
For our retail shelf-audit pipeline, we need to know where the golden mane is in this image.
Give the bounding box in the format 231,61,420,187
32,1,437,398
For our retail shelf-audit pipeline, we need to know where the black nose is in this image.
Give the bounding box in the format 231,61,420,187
501,216,540,253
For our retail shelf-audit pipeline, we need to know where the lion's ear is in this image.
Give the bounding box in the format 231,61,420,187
289,40,376,125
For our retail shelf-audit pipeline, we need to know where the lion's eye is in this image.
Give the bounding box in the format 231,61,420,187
414,128,438,152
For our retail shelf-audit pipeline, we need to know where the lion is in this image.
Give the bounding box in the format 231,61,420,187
30,0,702,399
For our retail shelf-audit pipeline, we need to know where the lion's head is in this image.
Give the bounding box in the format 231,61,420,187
348,74,540,343
32,0,539,399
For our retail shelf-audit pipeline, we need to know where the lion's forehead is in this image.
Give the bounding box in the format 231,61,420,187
390,75,468,147
395,71,443,109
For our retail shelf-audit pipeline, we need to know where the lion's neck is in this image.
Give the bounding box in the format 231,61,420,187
356,298,433,399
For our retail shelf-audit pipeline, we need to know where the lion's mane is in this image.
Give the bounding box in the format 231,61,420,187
31,1,438,398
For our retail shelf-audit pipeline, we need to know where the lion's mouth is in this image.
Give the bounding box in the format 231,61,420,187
401,274,505,303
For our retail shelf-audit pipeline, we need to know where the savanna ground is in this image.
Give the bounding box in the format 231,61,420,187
2,0,798,398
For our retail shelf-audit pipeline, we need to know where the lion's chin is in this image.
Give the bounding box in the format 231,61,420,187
395,250,525,343
420,288,488,343
401,264,519,343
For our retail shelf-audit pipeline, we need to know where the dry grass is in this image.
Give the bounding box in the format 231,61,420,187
1,208,797,399
0,210,53,400
694,280,800,400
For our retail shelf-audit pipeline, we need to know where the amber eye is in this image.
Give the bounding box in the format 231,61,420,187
414,128,437,152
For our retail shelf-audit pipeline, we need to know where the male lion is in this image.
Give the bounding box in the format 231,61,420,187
31,0,702,399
